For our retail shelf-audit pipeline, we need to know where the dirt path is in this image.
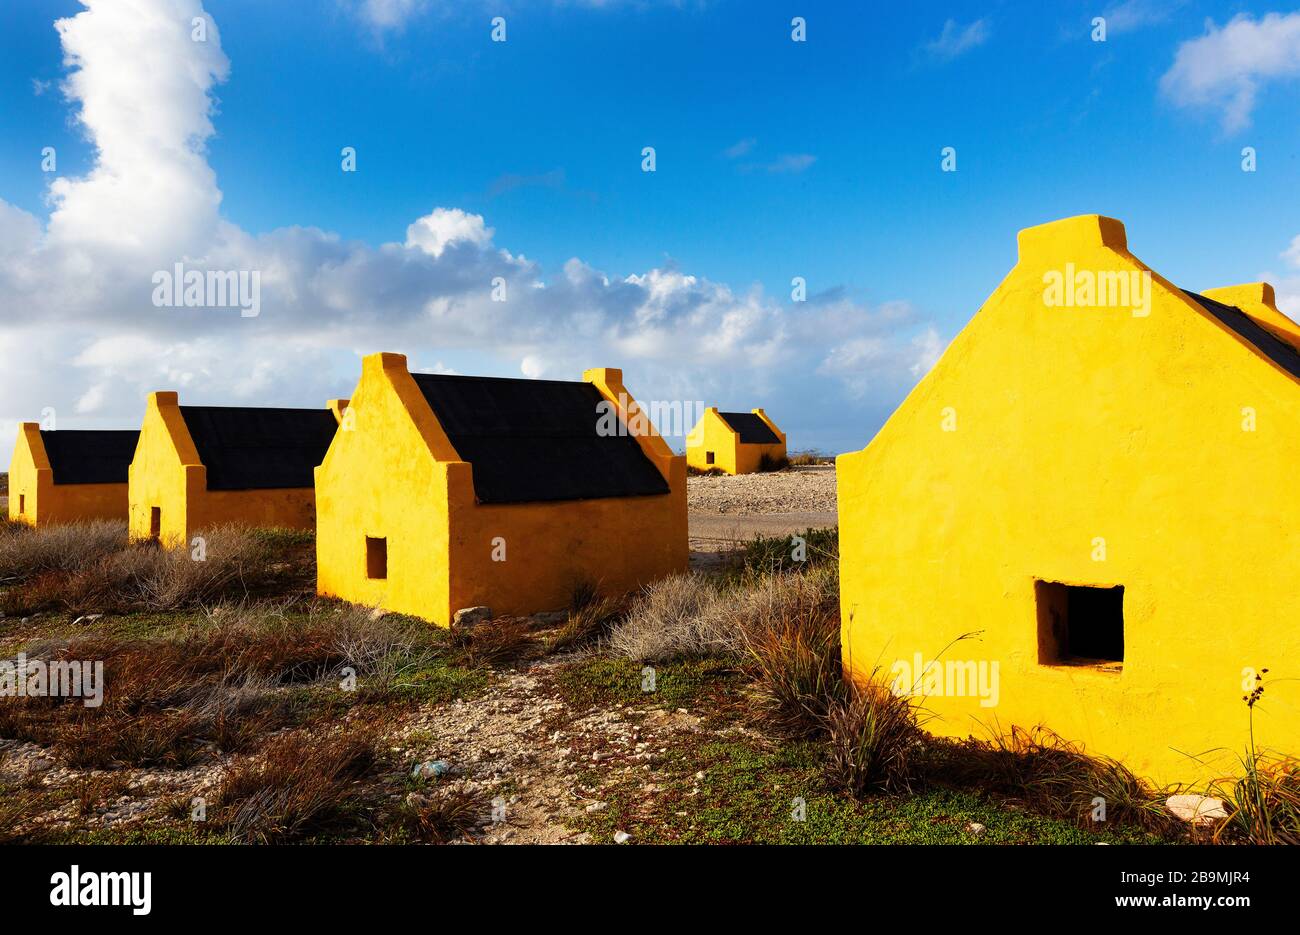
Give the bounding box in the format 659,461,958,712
689,511,837,544
392,655,722,845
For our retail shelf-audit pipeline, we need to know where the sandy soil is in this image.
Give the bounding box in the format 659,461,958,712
687,464,836,516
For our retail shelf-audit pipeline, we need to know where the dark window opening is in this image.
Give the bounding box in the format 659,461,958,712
366,537,388,580
1036,580,1124,668
18,494,26,515
706,451,715,465
149,507,161,541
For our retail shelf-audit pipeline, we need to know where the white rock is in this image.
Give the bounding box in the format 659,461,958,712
613,830,631,844
1165,794,1228,825
966,822,986,835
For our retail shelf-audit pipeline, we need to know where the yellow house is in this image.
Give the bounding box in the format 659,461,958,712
7,424,139,526
129,392,345,546
685,407,786,474
315,352,688,626
839,214,1300,786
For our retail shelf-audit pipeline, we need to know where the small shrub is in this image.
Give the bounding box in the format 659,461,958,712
787,451,828,466
736,567,844,736
686,465,726,477
825,676,926,795
739,527,838,575
757,452,790,473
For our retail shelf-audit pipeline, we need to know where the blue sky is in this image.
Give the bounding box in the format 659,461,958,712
2,0,1299,455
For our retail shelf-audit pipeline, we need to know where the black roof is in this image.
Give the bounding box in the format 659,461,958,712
411,373,671,504
1182,290,1300,381
717,411,781,445
179,406,338,491
39,430,139,486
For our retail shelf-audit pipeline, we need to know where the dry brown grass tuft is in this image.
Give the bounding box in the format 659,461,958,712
546,590,626,655
825,675,927,795
386,788,486,843
932,725,1177,833
450,617,536,667
216,728,379,843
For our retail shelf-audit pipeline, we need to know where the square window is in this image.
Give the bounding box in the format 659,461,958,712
149,507,161,541
706,451,715,465
1036,580,1124,668
366,536,387,579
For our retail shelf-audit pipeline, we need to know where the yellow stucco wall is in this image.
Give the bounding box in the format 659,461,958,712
316,353,688,626
128,391,322,547
838,214,1300,787
7,422,129,526
685,407,786,474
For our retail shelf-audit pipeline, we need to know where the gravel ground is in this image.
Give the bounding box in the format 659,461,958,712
686,464,836,515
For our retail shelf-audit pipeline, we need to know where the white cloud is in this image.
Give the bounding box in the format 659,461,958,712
722,138,756,159
762,154,816,174
352,0,427,31
0,0,938,458
1160,12,1300,133
1271,234,1300,320
405,208,496,258
1101,0,1180,35
922,18,990,62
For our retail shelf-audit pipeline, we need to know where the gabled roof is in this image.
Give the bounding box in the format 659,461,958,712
717,411,781,445
179,406,338,491
1183,290,1300,382
411,373,670,504
39,430,140,486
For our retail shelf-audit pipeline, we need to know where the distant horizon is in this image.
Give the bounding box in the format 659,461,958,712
3,0,1299,462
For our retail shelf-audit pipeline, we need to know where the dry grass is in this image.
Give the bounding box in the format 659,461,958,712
0,599,435,768
787,451,830,466
736,567,844,736
931,726,1177,833
1213,754,1300,844
607,573,734,661
386,788,486,843
0,519,126,581
757,452,791,472
216,728,379,843
451,616,536,667
0,525,297,616
546,584,627,654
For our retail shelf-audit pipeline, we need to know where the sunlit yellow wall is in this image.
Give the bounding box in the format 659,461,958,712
129,391,325,547
839,215,1300,786
316,353,454,621
7,423,47,525
316,354,688,626
7,422,130,526
685,407,786,474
